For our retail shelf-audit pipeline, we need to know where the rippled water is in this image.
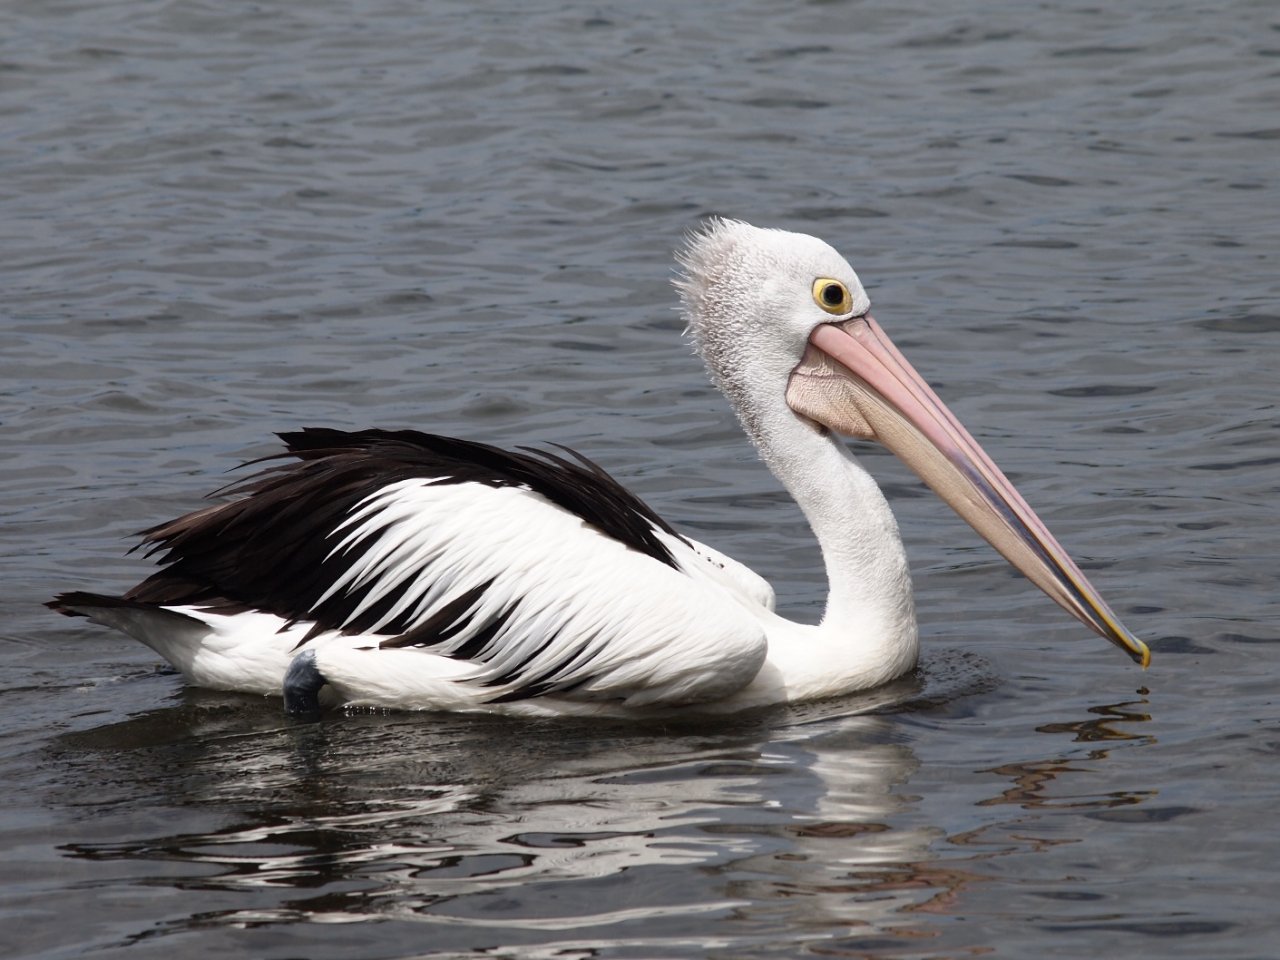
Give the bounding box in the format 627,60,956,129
3,1,1277,957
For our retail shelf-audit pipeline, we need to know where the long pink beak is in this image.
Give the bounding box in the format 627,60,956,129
786,315,1149,667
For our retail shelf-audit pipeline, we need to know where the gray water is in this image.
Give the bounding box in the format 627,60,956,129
2,1,1277,957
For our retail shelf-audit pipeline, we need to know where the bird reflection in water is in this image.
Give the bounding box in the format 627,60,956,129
52,678,1154,955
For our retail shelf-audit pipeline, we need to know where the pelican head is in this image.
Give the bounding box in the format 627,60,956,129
678,218,1149,668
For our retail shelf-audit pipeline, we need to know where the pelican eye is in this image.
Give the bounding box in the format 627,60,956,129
812,278,852,315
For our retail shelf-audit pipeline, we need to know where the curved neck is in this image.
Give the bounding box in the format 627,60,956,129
750,410,920,694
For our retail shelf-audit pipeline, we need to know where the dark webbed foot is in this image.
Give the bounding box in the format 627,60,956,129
283,650,327,717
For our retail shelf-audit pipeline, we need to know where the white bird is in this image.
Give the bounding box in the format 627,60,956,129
49,220,1149,717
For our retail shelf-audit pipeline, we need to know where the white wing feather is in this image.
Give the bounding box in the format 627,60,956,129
301,479,768,709
660,531,776,612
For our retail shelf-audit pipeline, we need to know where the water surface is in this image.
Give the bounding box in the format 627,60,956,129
2,1,1277,957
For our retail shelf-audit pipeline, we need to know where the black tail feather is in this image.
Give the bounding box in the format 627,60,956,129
46,591,204,628
46,591,130,617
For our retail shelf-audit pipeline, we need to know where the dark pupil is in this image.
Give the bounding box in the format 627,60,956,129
822,284,844,307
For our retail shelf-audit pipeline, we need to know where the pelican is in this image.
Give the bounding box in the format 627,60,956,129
49,220,1149,717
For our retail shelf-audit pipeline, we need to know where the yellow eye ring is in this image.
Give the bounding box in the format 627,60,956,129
812,278,852,315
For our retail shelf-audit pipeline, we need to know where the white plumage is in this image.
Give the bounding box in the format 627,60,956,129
50,220,1148,716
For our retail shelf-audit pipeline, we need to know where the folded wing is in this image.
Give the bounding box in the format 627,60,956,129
62,429,769,707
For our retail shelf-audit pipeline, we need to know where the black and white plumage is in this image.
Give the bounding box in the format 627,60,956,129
53,428,776,714
50,220,1148,717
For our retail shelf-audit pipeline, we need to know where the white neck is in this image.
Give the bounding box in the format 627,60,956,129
740,409,920,702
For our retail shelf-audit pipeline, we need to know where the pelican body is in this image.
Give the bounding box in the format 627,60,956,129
49,221,1148,716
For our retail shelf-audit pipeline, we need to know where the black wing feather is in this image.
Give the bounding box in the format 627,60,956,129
119,428,687,640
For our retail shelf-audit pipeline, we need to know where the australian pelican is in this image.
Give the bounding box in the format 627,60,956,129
49,220,1149,716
